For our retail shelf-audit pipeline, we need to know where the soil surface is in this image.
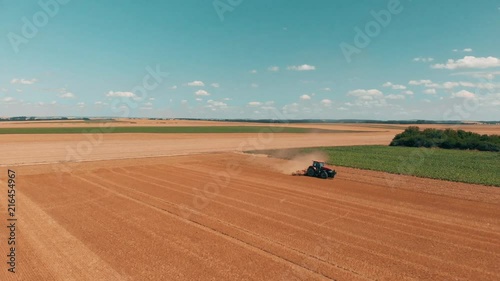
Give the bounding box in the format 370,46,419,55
1,153,499,280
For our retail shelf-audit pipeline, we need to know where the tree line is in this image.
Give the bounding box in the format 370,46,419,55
390,126,500,152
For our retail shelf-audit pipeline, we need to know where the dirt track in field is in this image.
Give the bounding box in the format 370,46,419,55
2,153,499,281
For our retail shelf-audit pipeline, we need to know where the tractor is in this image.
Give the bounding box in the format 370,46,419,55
293,161,337,179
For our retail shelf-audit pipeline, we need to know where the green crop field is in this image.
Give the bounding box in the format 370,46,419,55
255,145,500,186
0,126,367,134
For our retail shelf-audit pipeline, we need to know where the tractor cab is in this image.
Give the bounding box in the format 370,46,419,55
313,161,325,170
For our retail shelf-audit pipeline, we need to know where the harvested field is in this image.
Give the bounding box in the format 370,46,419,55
0,132,394,166
2,153,499,280
0,126,368,135
2,119,499,135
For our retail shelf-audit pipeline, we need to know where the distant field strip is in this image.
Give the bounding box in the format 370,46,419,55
0,126,371,134
256,146,500,186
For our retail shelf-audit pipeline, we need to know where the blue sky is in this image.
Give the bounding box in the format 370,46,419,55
1,0,500,120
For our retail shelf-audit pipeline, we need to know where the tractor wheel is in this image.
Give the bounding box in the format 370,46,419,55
320,171,328,179
307,167,315,177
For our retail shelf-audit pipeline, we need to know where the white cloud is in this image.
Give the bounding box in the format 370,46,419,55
223,98,232,101
321,99,332,106
181,100,188,104
432,56,500,69
409,80,433,86
251,83,259,88
107,91,135,97
348,89,383,98
472,82,499,90
452,90,476,99
16,89,23,93
300,94,311,100
207,100,228,109
248,101,262,106
2,97,15,102
11,78,37,85
403,90,414,95
383,82,406,90
265,101,275,105
195,98,203,102
385,94,405,100
413,57,434,62
442,81,478,89
268,66,279,72
282,103,300,114
250,70,257,74
442,82,459,89
59,92,75,99
348,90,400,110
211,83,220,88
287,64,316,71
424,81,500,90
321,87,332,91
261,106,276,110
170,85,178,90
424,89,437,95
195,90,210,96
187,81,205,87
450,71,500,80
453,48,473,53
77,102,85,107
